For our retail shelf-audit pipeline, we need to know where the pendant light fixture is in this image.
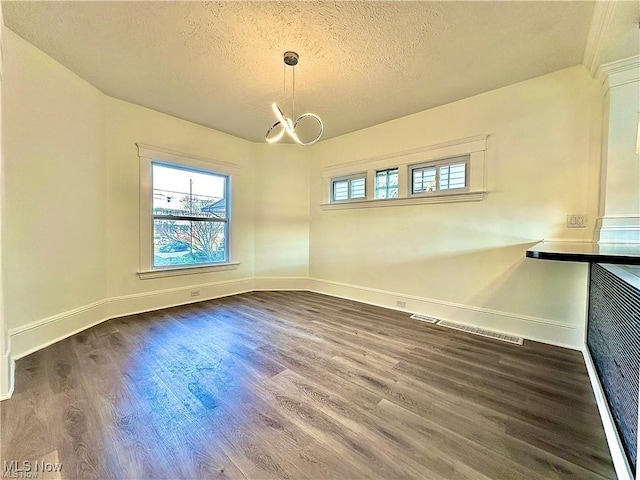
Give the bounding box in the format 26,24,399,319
265,51,323,146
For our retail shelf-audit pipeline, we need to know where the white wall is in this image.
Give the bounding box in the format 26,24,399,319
309,65,603,348
596,59,640,244
1,30,261,358
253,144,310,282
0,5,11,400
0,28,607,384
103,98,256,300
1,29,313,361
603,80,640,215
2,29,107,332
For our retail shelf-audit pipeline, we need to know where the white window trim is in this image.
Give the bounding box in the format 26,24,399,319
321,135,487,210
136,143,241,279
137,262,241,280
321,191,485,210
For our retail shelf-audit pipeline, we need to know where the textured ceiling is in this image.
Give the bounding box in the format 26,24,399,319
1,1,611,142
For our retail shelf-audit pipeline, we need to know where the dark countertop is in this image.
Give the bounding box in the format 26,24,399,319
526,241,640,266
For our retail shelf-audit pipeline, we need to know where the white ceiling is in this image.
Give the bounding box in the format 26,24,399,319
2,1,638,143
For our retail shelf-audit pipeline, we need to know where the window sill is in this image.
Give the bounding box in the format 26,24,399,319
138,262,240,279
321,190,486,210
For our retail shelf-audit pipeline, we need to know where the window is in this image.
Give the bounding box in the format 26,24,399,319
332,174,366,202
137,144,240,278
152,163,228,268
374,168,399,199
439,163,467,190
321,135,486,209
412,166,436,194
411,156,468,195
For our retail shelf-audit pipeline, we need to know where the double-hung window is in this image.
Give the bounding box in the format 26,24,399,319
332,174,366,202
411,155,469,195
137,144,240,278
152,163,229,268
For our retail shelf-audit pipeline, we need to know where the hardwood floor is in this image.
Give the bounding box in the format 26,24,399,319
1,291,615,479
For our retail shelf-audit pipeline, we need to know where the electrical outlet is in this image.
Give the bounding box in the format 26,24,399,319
396,300,406,308
190,289,200,298
567,214,587,228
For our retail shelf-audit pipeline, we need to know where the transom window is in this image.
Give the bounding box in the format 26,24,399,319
322,135,486,209
412,166,437,193
374,168,399,199
411,156,468,195
152,163,229,268
332,174,366,202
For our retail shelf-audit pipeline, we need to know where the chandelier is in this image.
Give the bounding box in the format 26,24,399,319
265,51,324,146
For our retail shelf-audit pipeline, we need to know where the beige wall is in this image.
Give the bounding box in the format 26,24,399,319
309,66,603,345
253,144,309,278
0,5,9,399
103,98,256,299
102,91,312,299
2,29,107,330
602,81,639,216
2,29,310,356
1,28,608,358
596,72,640,244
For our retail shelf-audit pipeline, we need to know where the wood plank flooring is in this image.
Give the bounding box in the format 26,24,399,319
1,291,615,479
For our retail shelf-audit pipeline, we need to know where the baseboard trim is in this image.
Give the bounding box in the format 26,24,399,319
594,215,640,244
582,345,635,480
307,278,583,350
106,278,255,322
9,277,255,361
0,350,14,401
4,275,584,400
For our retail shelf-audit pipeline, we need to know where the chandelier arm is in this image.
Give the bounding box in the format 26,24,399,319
272,103,296,136
265,120,285,143
293,113,324,146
